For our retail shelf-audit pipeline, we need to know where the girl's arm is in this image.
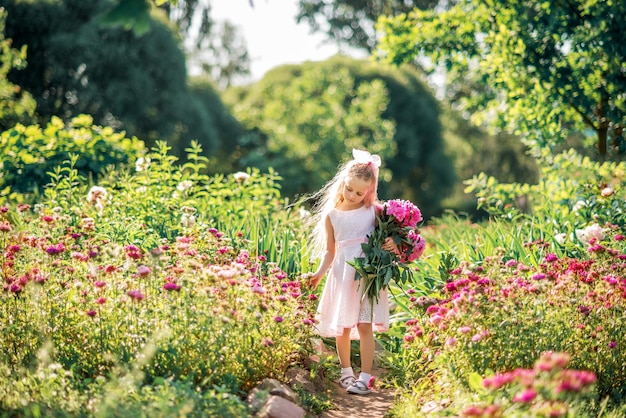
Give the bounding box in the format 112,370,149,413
307,215,336,289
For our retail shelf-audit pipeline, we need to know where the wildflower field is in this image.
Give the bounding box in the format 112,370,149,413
1,135,625,416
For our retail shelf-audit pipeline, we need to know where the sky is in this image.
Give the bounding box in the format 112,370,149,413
211,0,360,82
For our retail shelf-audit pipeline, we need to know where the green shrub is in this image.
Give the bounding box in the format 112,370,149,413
0,114,144,198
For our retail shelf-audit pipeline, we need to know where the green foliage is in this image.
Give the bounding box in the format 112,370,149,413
440,106,539,215
0,7,35,131
0,114,144,198
465,149,626,256
3,0,223,156
296,0,444,53
376,0,626,158
224,55,455,219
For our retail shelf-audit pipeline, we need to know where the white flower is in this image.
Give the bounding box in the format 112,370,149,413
554,233,566,245
575,223,605,245
181,213,196,228
87,186,108,207
233,171,250,182
135,157,151,172
177,180,193,191
572,200,586,212
601,187,614,197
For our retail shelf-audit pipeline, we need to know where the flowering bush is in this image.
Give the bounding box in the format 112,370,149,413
0,144,316,416
348,199,425,303
462,352,599,418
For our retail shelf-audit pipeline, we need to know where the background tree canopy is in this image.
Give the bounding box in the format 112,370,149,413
0,8,35,132
376,0,626,159
223,55,455,218
296,0,446,53
2,0,239,157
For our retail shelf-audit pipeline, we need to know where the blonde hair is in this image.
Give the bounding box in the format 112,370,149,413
307,157,380,261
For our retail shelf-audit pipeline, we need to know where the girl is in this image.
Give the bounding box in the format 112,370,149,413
305,149,396,395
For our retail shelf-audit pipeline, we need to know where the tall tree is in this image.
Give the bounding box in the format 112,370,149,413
223,55,455,218
296,0,449,52
376,0,626,158
3,0,219,154
0,8,35,131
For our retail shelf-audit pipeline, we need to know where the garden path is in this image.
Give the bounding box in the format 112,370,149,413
314,341,396,418
318,365,396,418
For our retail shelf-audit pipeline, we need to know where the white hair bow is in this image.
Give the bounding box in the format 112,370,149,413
352,149,381,168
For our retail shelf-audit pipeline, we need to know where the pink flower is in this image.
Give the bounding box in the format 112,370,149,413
545,253,558,262
127,290,146,301
137,265,152,277
385,199,423,227
512,388,537,403
163,282,181,291
45,243,66,255
505,259,518,268
86,310,97,317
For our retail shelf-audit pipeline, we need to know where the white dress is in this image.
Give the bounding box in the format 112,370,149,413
315,205,390,340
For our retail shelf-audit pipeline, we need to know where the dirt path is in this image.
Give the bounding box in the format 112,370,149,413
308,340,396,417
319,375,396,418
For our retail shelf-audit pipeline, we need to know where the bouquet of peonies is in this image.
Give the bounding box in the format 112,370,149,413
348,199,425,304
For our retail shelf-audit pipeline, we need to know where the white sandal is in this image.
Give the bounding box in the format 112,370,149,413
339,375,356,388
347,379,371,395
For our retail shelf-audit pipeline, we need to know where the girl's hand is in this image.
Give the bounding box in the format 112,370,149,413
382,237,398,253
301,272,322,289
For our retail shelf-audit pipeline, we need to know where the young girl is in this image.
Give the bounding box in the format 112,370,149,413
305,149,396,395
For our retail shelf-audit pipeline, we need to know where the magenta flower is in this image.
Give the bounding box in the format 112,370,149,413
45,243,66,255
163,282,181,291
94,280,107,288
96,297,106,304
512,388,537,403
86,310,97,317
545,253,558,262
125,245,142,259
273,316,284,323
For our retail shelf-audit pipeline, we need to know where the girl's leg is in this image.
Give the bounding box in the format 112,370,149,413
357,322,374,374
336,328,352,368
